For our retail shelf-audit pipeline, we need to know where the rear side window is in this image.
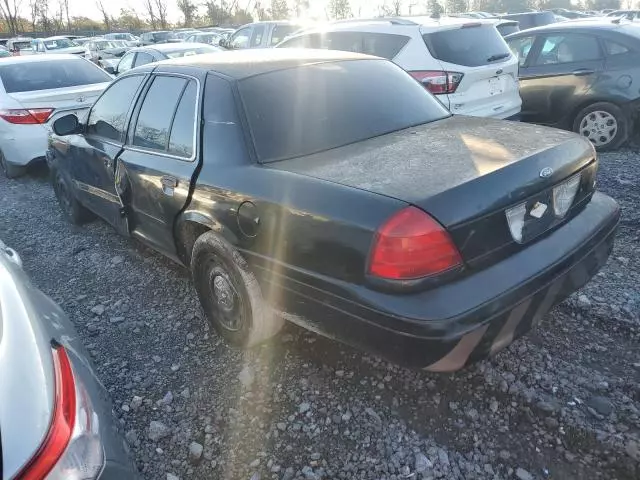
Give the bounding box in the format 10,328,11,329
423,25,511,67
239,59,449,163
604,39,629,55
324,31,410,60
0,59,112,93
168,81,197,158
133,76,187,151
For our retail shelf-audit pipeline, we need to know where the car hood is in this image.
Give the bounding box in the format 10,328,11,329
272,115,595,227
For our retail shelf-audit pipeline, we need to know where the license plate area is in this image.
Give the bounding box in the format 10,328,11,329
488,76,504,96
506,190,556,244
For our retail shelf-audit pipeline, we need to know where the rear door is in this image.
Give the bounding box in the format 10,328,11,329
516,32,604,126
421,23,521,118
62,74,147,233
117,73,201,259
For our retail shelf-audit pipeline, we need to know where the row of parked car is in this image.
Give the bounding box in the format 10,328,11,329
0,14,630,479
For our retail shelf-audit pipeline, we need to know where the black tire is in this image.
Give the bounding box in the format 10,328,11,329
191,231,283,347
51,169,94,225
0,152,26,179
572,102,629,152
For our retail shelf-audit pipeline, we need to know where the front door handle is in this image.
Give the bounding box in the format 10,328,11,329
161,175,178,196
572,68,595,76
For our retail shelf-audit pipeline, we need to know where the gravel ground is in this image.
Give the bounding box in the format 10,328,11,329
1,151,638,480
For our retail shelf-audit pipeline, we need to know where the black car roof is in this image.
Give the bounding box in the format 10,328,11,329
155,48,376,79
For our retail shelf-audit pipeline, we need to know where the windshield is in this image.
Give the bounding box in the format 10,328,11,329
165,46,219,58
0,58,111,92
95,41,126,49
239,59,450,163
43,38,79,50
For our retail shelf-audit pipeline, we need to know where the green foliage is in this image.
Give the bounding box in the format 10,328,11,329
446,0,468,13
270,0,289,20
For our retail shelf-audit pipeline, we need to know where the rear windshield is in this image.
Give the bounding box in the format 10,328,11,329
0,59,111,93
496,23,520,37
239,59,450,163
423,25,511,67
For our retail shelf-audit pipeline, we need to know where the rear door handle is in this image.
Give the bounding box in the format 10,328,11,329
161,175,178,196
572,68,595,76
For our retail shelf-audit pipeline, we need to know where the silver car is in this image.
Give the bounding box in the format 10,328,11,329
0,240,139,479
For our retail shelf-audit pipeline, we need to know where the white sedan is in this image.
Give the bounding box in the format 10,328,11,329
0,55,112,178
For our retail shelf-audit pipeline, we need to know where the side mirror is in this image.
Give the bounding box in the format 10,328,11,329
53,114,80,136
104,65,115,75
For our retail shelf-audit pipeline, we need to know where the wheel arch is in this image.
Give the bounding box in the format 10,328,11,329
568,96,632,129
174,211,239,266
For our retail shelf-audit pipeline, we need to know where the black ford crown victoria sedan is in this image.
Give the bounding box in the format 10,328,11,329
47,50,619,371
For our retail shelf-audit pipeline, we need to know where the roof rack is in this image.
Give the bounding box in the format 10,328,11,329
331,17,418,26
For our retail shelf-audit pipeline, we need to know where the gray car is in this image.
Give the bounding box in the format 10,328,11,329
0,240,139,479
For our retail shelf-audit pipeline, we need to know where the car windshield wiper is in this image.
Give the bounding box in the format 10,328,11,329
487,53,510,62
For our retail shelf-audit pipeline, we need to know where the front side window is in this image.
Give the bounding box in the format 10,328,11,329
230,28,251,49
134,52,154,67
508,36,535,67
270,25,299,45
277,33,321,48
534,34,601,65
251,26,265,47
118,52,136,73
132,76,187,151
86,75,145,141
239,59,450,163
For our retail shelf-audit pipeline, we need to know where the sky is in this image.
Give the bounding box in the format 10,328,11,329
58,0,414,24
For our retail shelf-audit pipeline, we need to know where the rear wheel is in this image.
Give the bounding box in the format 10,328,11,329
52,169,93,225
573,102,629,152
191,231,283,347
0,152,26,179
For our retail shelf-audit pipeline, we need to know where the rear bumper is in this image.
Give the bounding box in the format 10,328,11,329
0,122,48,166
260,192,619,370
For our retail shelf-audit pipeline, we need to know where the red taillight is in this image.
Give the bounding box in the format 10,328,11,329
0,108,54,124
16,345,76,480
368,206,462,280
409,71,463,95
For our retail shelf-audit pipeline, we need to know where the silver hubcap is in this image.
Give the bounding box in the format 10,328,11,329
213,274,234,311
579,110,617,147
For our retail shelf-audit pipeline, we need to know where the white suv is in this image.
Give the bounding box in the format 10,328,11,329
277,17,522,119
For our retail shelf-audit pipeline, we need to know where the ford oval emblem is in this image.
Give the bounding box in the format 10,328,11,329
539,167,554,178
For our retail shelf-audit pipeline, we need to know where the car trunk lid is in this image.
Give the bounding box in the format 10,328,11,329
8,82,108,111
271,116,596,268
420,23,521,117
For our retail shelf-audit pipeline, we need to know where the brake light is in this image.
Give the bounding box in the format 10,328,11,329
16,344,105,480
368,206,462,280
0,108,54,124
16,345,76,480
409,71,463,94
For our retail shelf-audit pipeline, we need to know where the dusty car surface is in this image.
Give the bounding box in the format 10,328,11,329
0,240,139,478
47,50,619,370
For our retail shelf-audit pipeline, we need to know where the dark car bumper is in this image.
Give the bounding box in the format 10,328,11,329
259,192,619,370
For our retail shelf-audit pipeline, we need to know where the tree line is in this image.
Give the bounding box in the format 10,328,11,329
0,0,623,36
